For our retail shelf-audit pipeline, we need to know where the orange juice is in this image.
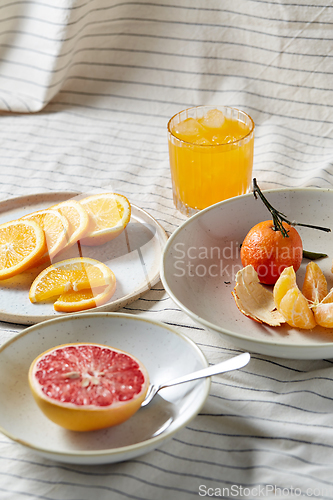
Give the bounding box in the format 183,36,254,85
168,106,255,216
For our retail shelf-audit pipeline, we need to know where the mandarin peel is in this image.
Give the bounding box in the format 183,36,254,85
232,265,285,326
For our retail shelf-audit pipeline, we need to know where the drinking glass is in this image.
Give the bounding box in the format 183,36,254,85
167,106,255,216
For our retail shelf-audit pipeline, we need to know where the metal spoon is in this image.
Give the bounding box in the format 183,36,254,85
141,351,250,407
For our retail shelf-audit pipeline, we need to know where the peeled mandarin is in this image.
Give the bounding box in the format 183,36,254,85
302,261,328,305
273,266,297,309
313,289,333,328
278,287,316,330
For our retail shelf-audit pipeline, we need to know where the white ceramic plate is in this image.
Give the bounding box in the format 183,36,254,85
0,192,168,325
161,188,333,360
0,312,210,464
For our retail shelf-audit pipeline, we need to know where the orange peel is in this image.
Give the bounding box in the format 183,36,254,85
232,265,285,326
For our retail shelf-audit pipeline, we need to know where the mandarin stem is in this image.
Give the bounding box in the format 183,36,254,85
252,179,331,238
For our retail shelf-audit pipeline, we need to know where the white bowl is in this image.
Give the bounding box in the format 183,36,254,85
0,313,210,464
161,188,333,359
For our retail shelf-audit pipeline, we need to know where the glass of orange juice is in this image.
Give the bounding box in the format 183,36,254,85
167,106,255,216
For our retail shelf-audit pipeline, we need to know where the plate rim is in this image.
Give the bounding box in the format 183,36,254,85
0,312,210,459
0,191,169,325
161,187,333,356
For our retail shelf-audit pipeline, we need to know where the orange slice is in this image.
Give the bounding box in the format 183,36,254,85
54,285,116,312
273,267,316,329
23,209,69,261
79,193,131,246
50,199,90,249
0,219,46,279
29,257,116,309
302,261,328,305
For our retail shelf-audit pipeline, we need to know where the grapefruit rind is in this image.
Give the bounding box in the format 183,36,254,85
28,343,149,432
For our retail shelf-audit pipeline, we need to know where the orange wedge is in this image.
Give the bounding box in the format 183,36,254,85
273,267,316,329
0,219,46,279
278,287,316,329
313,290,333,328
29,257,116,309
50,199,90,249
302,261,328,305
79,193,131,246
23,209,69,262
273,266,297,309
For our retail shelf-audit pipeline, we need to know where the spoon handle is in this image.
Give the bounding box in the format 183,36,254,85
159,352,250,391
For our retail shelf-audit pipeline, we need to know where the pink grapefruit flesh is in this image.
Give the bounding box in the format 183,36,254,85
28,343,149,432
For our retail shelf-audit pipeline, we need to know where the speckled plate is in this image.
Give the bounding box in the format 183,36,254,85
0,192,168,325
161,188,333,360
0,312,210,465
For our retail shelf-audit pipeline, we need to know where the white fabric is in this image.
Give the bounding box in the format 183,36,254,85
1,1,333,499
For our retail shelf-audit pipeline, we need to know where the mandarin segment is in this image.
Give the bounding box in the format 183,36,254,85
278,287,316,330
273,266,297,309
302,261,328,305
273,266,317,329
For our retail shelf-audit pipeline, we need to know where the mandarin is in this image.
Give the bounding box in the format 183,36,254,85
240,220,303,285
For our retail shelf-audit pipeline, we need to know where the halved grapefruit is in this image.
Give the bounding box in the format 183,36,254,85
28,343,149,431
